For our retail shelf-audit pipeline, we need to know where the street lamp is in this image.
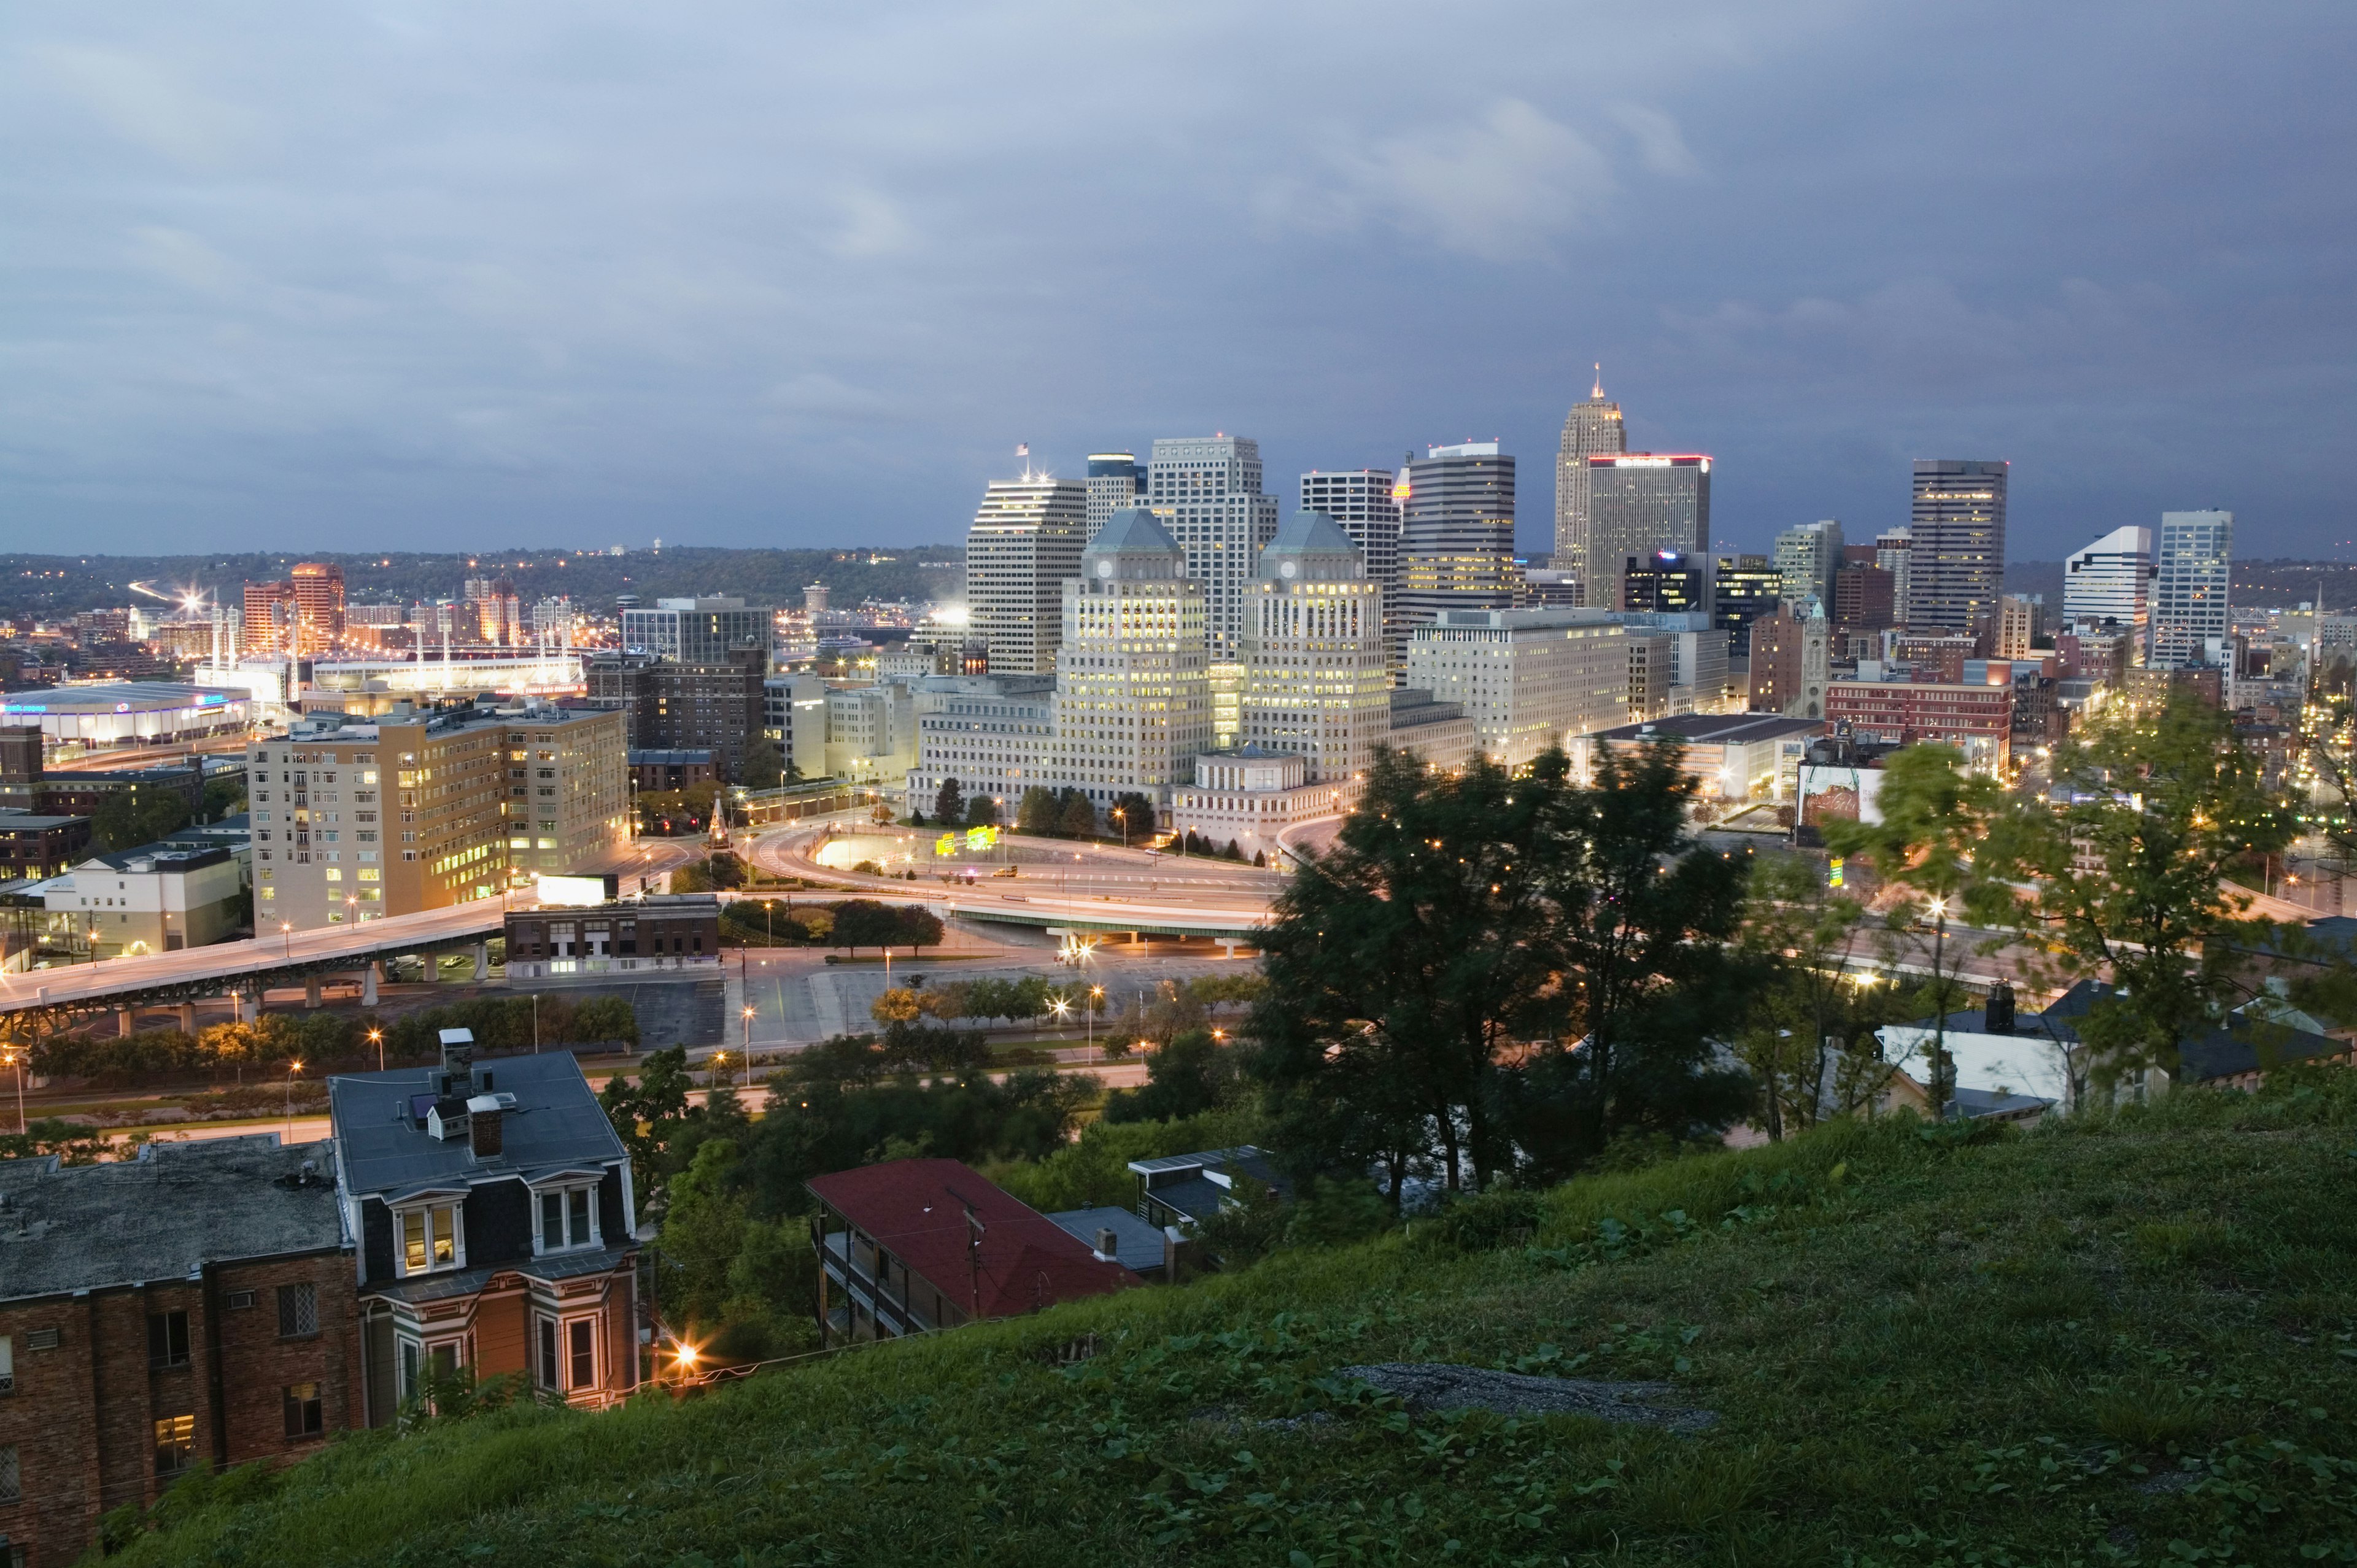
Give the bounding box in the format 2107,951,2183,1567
1112,806,1128,849
741,1006,756,1083
1924,896,1953,1120
368,1028,384,1072
284,1058,303,1135
0,1045,25,1133
281,921,293,961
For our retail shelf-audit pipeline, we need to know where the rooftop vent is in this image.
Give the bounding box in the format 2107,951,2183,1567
438,1027,475,1076
1093,1227,1120,1262
425,1097,472,1142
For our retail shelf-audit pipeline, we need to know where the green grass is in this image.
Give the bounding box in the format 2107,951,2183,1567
110,1073,2357,1566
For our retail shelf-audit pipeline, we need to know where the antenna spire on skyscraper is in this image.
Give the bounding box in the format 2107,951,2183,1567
1592,363,1604,400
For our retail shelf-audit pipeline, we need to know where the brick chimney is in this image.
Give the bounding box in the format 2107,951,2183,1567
466,1094,503,1159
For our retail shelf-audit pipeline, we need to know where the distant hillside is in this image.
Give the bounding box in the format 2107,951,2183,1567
0,546,964,624
99,1081,2357,1566
2010,557,2357,611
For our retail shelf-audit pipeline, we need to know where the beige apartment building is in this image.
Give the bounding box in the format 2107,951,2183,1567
250,701,627,930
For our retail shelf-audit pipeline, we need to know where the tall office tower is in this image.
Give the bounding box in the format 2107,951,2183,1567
1906,460,2008,632
2148,510,2234,670
2063,525,2155,639
1084,453,1146,542
1398,442,1520,668
467,575,521,646
288,563,346,657
1714,555,1782,658
1240,512,1391,785
1301,469,1403,671
1050,509,1213,799
241,580,297,657
1584,454,1711,620
1772,520,1845,610
1553,368,1628,604
1147,435,1280,659
619,597,770,666
1995,595,2034,660
1873,528,1913,624
964,475,1089,674
1833,563,1898,635
1620,550,1712,615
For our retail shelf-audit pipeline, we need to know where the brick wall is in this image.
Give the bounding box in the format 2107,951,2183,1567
0,1248,355,1567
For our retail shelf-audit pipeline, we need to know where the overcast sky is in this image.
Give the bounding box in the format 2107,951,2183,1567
6,1,2353,560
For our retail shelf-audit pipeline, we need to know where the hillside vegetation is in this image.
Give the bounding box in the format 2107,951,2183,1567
111,1079,2357,1566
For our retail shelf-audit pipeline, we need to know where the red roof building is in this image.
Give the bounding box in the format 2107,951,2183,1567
805,1159,1140,1345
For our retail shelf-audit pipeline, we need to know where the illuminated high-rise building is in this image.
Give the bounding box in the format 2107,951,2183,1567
1240,512,1390,785
1300,468,1403,678
1048,509,1213,797
288,563,346,657
1584,454,1710,620
1772,520,1844,610
1874,528,1914,625
242,581,296,657
1553,368,1628,604
1906,460,2008,633
2148,510,2233,670
2062,525,2154,639
964,474,1089,674
1083,452,1146,543
1147,436,1280,659
1398,442,1520,665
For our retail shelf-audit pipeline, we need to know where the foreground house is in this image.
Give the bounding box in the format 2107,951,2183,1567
1128,1145,1290,1230
327,1038,641,1416
1878,979,2351,1120
0,1138,355,1567
807,1159,1140,1345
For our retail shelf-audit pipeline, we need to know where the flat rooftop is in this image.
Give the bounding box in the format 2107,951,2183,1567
1588,714,1825,744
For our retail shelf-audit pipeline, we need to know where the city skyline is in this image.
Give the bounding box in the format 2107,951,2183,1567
5,4,2350,559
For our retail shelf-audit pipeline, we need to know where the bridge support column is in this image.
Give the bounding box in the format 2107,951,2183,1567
117,1007,134,1038
362,964,379,1008
238,991,258,1024
304,978,322,1010
1217,939,1238,960
177,1003,197,1033
473,942,489,981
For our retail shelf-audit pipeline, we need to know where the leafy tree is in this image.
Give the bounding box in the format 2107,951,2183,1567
1976,692,2294,1091
200,775,246,821
870,987,922,1025
1016,786,1059,835
933,776,966,826
1103,1029,1242,1123
830,899,899,956
598,1046,694,1201
1110,791,1156,841
1496,744,1758,1183
1058,792,1097,838
1735,855,1906,1137
895,905,944,951
1250,748,1570,1197
964,794,999,828
1822,743,2009,1117
738,736,787,787
92,786,193,851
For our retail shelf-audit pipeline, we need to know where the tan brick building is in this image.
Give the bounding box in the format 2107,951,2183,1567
0,1140,355,1567
250,701,628,930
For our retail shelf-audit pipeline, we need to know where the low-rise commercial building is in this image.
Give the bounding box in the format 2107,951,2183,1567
1167,747,1342,862
1385,687,1477,773
0,811,90,883
1822,680,2014,771
503,895,722,982
41,841,244,955
1569,713,1823,801
1405,607,1628,767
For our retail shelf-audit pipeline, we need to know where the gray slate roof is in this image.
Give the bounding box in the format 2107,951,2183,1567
1047,1205,1167,1275
0,1135,347,1304
328,1052,626,1202
1086,508,1182,557
1264,511,1360,557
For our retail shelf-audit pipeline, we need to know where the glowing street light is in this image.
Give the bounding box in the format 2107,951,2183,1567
368,1027,384,1071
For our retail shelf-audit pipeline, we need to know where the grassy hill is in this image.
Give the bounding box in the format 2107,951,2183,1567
113,1079,2357,1566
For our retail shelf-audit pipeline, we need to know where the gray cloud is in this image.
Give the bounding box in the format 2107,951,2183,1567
1,0,2351,559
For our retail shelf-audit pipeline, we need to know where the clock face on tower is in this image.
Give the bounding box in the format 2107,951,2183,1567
1096,560,1114,578
1279,561,1297,579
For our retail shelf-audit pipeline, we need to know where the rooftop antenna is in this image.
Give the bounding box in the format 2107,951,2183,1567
1593,363,1604,400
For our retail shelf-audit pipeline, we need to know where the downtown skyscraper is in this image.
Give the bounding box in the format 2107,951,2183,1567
1906,460,2009,633
1300,468,1403,676
2148,510,2233,670
1552,368,1628,604
1147,435,1280,659
1398,442,1520,663
964,473,1088,674
2062,525,2154,638
1584,454,1711,616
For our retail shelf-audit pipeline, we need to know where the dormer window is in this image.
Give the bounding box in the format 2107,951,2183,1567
536,1183,600,1254
398,1202,463,1275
